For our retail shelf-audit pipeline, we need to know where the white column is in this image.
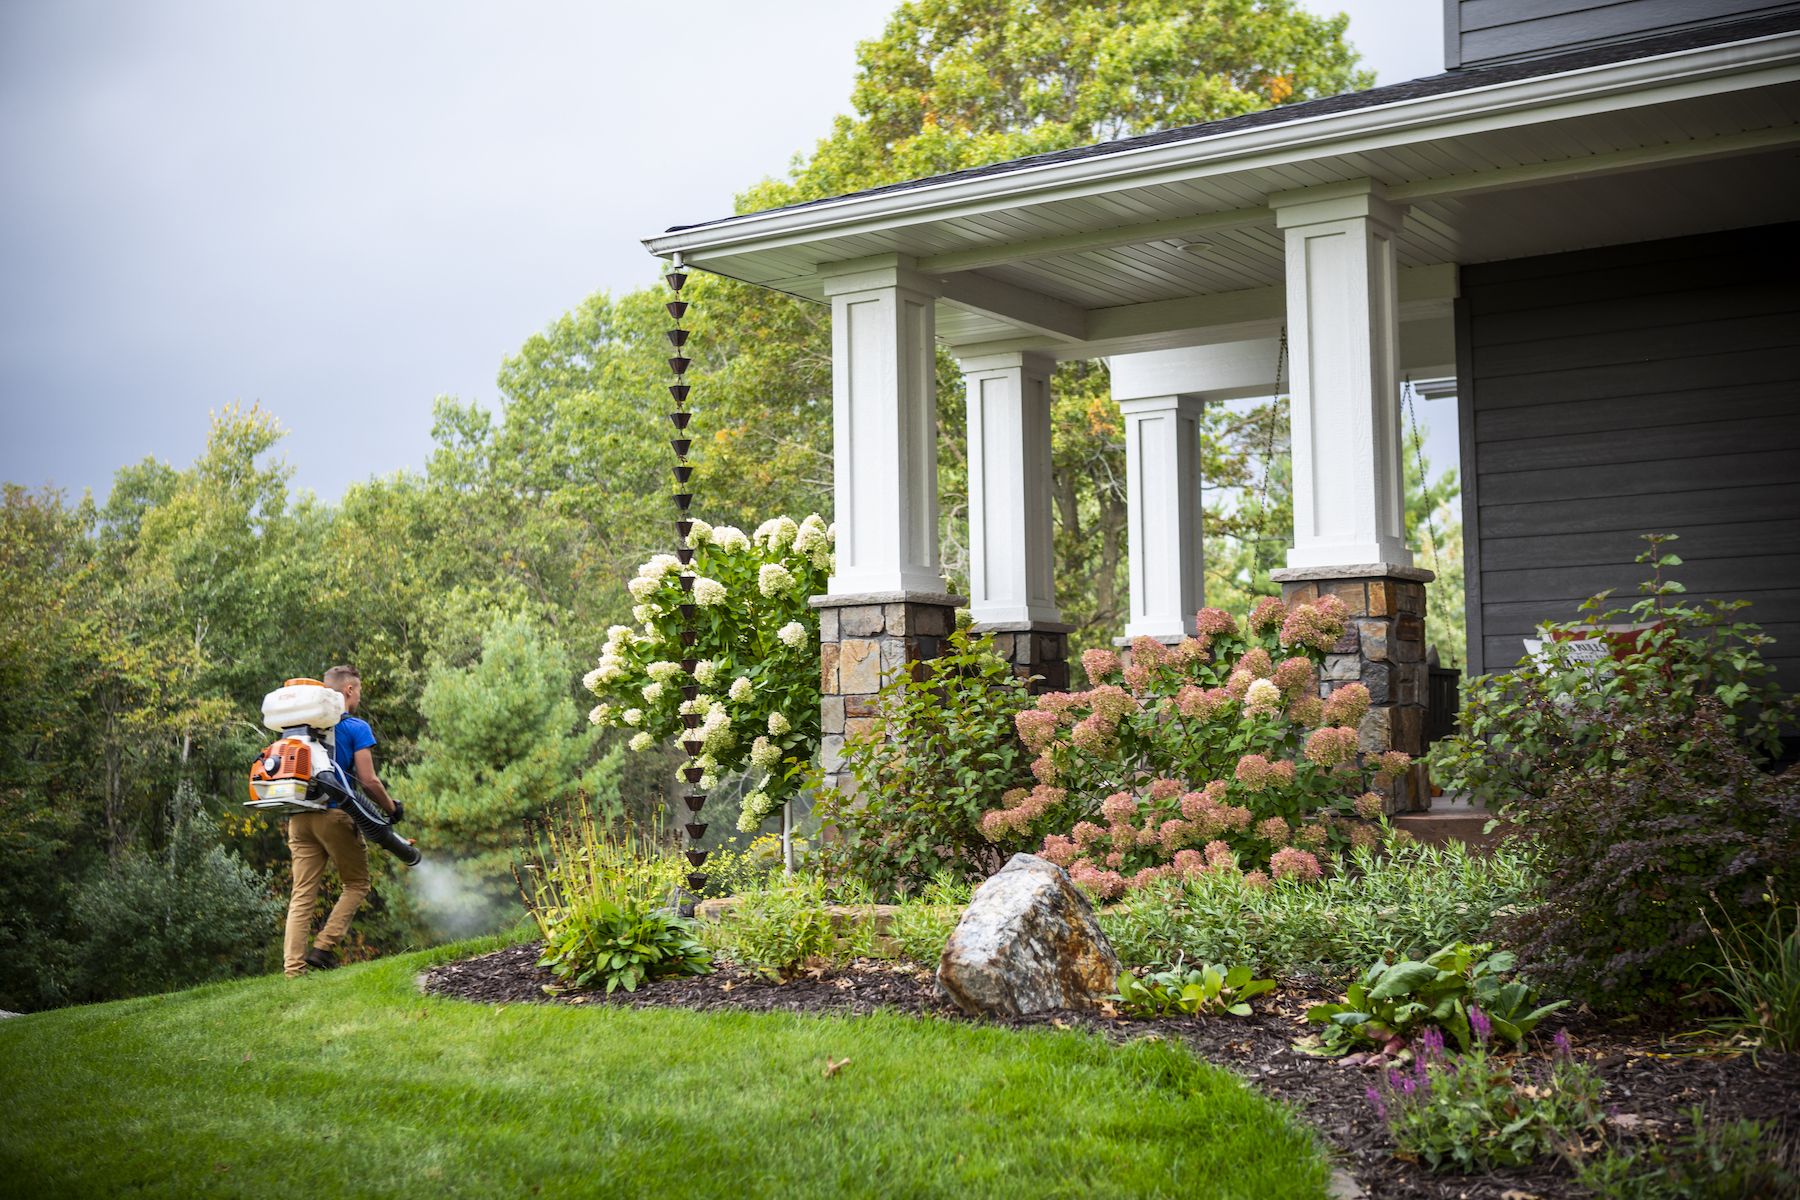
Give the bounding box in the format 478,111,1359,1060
960,350,1060,625
1119,394,1204,641
820,259,945,595
1271,179,1412,570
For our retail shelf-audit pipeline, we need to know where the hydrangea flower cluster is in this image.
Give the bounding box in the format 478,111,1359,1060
584,512,832,832
976,595,1409,895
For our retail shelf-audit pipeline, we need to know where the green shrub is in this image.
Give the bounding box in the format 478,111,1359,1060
869,874,971,965
989,598,1408,897
513,793,684,915
1304,941,1565,1054
536,898,709,992
707,874,838,979
700,871,969,973
883,903,961,967
70,784,283,1001
1433,536,1790,808
814,629,1038,897
1429,538,1799,1006
514,793,708,991
1372,1024,1603,1174
1100,839,1534,973
1576,1105,1796,1199
1111,962,1275,1017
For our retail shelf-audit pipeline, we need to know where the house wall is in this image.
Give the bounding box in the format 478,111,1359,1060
1456,222,1800,690
1442,0,1795,68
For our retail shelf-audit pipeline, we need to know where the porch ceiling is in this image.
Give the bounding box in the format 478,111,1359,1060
644,30,1800,359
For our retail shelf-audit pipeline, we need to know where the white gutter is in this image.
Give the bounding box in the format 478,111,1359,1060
641,29,1800,264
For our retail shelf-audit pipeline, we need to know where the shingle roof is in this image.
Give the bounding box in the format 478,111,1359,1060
666,8,1800,234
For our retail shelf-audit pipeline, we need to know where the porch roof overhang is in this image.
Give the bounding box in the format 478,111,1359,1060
641,18,1800,363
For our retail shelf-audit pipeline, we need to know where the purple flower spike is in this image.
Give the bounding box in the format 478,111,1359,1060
1417,1025,1445,1061
1554,1028,1573,1060
1366,1085,1386,1119
1469,1004,1492,1047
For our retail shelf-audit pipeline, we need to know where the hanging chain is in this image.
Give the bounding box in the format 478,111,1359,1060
663,264,711,897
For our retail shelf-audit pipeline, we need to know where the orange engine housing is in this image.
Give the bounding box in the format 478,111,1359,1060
248,738,312,800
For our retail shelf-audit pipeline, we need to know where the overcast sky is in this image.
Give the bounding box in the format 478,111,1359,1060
0,0,1455,506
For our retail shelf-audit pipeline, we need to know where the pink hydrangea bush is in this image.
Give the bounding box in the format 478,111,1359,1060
978,595,1407,895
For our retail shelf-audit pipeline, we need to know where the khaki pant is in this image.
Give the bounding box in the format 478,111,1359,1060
285,810,371,976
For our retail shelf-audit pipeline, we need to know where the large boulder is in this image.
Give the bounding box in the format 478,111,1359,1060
936,853,1122,1017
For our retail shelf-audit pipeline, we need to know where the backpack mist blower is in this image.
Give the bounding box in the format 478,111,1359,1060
245,679,422,867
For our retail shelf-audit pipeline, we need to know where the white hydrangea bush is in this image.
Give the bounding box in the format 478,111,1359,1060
584,513,832,831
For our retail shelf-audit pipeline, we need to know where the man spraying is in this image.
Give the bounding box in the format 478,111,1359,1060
282,664,402,975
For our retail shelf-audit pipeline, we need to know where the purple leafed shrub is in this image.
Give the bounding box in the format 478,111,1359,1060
1430,537,1799,1006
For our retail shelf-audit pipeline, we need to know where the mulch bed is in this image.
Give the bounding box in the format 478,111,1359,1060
422,944,1800,1199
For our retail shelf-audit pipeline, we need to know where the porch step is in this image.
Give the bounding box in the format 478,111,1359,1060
1392,796,1512,852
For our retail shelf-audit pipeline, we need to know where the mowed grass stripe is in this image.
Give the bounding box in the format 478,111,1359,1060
0,937,1329,1200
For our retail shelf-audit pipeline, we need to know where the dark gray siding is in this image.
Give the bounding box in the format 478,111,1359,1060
1443,0,1796,68
1457,224,1800,693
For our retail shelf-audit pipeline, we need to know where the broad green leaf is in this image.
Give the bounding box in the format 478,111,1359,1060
1368,960,1440,999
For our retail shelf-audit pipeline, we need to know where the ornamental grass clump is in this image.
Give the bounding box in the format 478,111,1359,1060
585,514,830,830
513,794,710,993
1697,895,1800,1054
985,596,1411,897
1370,1023,1605,1174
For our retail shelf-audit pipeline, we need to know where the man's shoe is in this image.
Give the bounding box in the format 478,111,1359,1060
304,947,340,971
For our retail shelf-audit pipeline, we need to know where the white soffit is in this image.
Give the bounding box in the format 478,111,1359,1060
642,30,1800,350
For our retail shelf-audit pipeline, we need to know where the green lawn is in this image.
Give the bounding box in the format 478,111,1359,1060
0,938,1331,1200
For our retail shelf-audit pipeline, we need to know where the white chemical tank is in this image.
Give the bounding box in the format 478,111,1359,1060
261,679,345,733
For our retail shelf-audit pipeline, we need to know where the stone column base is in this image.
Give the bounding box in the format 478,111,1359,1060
970,621,1073,693
1272,565,1435,814
811,591,965,796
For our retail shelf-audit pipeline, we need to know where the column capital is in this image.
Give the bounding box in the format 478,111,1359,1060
1269,178,1405,232
955,348,1056,376
1117,393,1205,418
818,254,941,299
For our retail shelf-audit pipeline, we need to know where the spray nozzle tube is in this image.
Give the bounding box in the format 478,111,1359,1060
312,765,422,867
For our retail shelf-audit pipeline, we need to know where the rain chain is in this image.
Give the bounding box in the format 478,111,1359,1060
665,264,710,895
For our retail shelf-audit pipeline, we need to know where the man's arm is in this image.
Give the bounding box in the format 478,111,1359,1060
352,748,396,814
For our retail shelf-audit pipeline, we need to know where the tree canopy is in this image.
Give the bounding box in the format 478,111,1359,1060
741,0,1371,208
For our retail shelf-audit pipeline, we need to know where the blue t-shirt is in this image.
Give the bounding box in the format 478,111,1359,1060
333,715,377,778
